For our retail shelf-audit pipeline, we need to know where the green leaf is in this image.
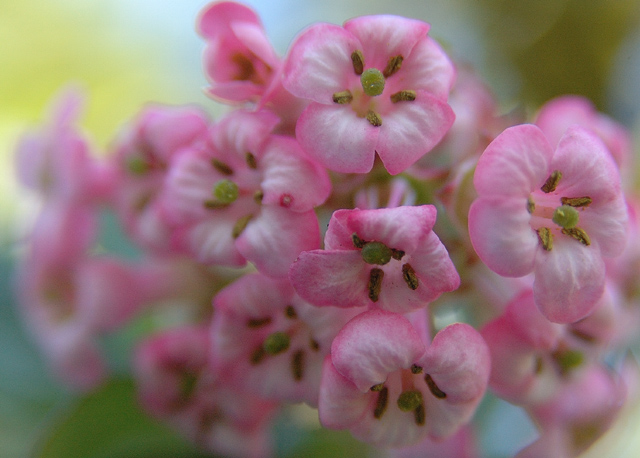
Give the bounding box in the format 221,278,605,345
34,378,213,458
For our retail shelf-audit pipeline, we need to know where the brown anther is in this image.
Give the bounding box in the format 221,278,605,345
541,170,562,193
247,317,272,328
232,214,253,238
537,227,554,251
203,200,229,210
391,249,405,260
534,356,544,374
527,196,536,214
390,90,416,103
352,233,366,249
284,305,297,319
383,55,403,77
332,90,353,104
245,152,258,169
411,364,423,374
569,328,597,343
253,190,264,204
371,383,385,392
366,110,382,127
562,227,591,246
425,374,447,399
368,268,384,302
414,403,426,426
231,53,257,82
351,50,365,75
291,350,305,381
373,386,389,419
250,346,266,365
309,338,320,352
561,196,593,208
212,159,234,176
402,263,419,290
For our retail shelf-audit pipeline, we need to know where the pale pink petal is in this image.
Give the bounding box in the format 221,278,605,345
204,80,263,103
343,16,429,71
296,102,379,173
289,250,368,307
533,239,606,323
283,23,360,103
330,310,426,392
180,218,246,267
230,21,280,69
474,124,553,197
535,96,596,148
236,206,321,277
377,92,455,175
318,357,371,429
388,37,456,99
196,1,261,39
211,109,279,159
580,196,628,257
260,136,331,211
468,197,538,277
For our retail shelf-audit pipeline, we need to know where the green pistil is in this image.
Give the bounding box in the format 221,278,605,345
552,205,580,229
361,241,393,265
397,390,423,412
263,331,290,355
126,156,150,175
360,68,385,96
213,179,239,204
553,349,584,374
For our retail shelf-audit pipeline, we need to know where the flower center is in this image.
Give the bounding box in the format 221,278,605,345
360,68,385,97
213,179,239,204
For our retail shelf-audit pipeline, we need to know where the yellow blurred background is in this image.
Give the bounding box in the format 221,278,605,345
1,0,639,456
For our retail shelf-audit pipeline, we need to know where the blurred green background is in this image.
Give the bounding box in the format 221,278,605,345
1,0,639,457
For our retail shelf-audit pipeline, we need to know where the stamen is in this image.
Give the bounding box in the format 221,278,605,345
213,179,239,204
263,331,290,355
368,268,384,302
402,263,419,290
212,159,234,175
383,55,403,77
371,383,385,392
232,214,253,238
391,249,405,260
361,241,393,265
527,196,536,214
425,374,447,399
541,170,562,193
291,350,305,381
332,90,353,104
413,403,425,426
390,90,416,103
254,190,264,204
561,196,592,208
284,305,297,319
552,205,580,229
250,346,266,365
309,338,320,352
360,68,385,97
244,152,258,169
410,364,423,374
351,50,364,75
397,390,423,412
561,227,591,246
569,328,597,343
373,386,389,419
247,317,272,328
366,110,382,127
352,233,366,248
203,199,228,210
536,227,554,251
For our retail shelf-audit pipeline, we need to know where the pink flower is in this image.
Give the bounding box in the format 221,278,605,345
197,1,280,104
282,15,455,174
468,124,628,323
211,273,365,406
289,205,460,313
318,309,490,447
134,325,278,458
109,104,209,253
162,109,330,277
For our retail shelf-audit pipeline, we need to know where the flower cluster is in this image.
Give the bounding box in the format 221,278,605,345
13,2,639,457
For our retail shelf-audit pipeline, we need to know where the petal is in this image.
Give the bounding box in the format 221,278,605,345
295,102,378,173
580,197,628,257
474,124,553,198
533,239,605,323
468,196,538,277
197,1,261,39
237,206,321,277
388,36,455,100
181,217,246,267
376,92,455,175
289,250,369,308
331,310,426,392
260,136,331,211
343,16,429,71
211,109,279,159
283,23,360,103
